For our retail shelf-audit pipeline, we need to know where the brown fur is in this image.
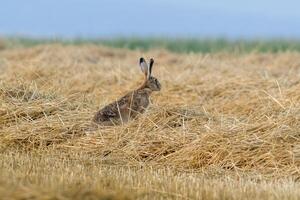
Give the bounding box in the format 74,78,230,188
93,58,161,126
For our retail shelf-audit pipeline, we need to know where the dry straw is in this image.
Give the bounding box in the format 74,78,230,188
1,44,300,179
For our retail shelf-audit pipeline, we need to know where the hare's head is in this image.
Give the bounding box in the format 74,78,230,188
139,57,161,91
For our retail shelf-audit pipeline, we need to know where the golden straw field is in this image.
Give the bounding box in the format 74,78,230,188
1,44,300,199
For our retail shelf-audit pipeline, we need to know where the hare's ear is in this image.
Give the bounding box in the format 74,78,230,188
139,57,148,77
149,58,154,76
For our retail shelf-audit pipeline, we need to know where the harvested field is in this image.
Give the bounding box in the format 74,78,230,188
1,44,300,199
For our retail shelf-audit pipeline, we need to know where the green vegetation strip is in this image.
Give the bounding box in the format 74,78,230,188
2,37,300,53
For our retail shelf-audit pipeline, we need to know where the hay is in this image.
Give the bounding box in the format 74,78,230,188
1,45,300,178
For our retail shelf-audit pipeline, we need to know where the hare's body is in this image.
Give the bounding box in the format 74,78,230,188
93,58,161,126
93,89,152,125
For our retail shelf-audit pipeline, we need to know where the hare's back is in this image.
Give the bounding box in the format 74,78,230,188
93,94,131,124
93,104,118,123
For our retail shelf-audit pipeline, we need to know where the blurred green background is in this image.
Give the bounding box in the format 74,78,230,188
2,37,300,53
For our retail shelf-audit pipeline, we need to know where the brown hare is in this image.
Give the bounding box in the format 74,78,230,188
93,57,161,126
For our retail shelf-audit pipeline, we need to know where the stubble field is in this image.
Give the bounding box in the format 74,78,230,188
1,42,300,199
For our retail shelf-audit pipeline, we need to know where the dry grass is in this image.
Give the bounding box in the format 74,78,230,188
1,44,300,199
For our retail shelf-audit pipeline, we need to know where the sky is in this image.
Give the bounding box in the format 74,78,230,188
0,0,300,39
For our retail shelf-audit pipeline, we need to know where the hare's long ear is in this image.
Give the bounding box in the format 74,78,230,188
149,58,154,77
139,57,148,78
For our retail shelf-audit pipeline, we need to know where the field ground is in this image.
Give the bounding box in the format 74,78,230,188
1,41,300,199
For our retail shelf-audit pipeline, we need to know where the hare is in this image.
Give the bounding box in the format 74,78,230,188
93,57,161,126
